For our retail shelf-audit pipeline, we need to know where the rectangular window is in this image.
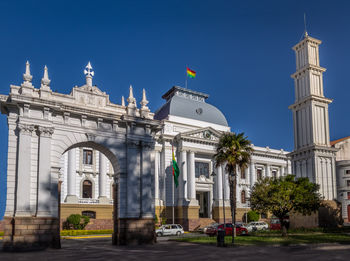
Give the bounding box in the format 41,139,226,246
256,169,262,180
83,149,93,165
195,162,209,178
348,192,350,200
346,170,350,175
272,170,277,179
347,180,350,187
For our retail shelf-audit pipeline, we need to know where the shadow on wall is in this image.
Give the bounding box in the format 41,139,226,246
0,116,8,220
319,200,343,228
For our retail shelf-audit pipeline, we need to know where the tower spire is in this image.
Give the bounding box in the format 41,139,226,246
127,85,137,108
84,62,94,87
41,65,51,89
121,96,125,106
22,61,33,87
140,88,149,110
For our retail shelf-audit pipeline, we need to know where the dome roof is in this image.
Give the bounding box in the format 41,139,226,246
154,86,228,126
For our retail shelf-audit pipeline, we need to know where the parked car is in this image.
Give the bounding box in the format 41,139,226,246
246,221,269,232
205,223,248,236
203,222,218,234
156,224,184,237
270,217,289,230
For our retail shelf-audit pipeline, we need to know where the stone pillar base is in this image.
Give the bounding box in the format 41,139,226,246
116,218,155,245
163,206,200,231
2,216,60,251
212,206,232,223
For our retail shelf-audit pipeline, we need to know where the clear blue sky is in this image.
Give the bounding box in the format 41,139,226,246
1,0,350,218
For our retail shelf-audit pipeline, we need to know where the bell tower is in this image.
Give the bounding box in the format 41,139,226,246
289,32,337,200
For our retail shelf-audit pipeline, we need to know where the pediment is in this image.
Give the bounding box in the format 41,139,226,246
179,127,222,142
70,84,111,108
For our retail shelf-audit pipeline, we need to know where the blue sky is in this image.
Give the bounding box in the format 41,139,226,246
1,0,350,218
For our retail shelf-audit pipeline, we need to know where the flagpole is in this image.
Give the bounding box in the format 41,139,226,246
185,66,188,89
172,144,175,224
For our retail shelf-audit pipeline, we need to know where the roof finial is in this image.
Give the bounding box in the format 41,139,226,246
22,60,33,87
127,85,137,108
121,96,125,106
304,13,308,37
140,88,149,110
41,65,51,88
84,62,94,87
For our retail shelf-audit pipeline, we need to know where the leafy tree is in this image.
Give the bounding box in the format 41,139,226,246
250,175,322,236
247,210,259,222
214,132,253,244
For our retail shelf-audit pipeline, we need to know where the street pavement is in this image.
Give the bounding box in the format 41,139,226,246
1,236,350,260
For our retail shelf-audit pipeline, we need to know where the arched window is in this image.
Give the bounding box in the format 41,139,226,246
82,180,93,198
241,190,246,204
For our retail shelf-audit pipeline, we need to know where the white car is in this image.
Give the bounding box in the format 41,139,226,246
246,221,269,232
156,224,184,237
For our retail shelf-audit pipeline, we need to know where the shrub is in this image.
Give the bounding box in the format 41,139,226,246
155,214,159,225
66,214,90,230
161,216,167,225
247,210,260,222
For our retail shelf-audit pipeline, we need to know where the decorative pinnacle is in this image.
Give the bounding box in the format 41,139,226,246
23,60,33,84
41,65,51,87
84,62,94,87
127,85,137,108
121,96,125,106
140,88,149,110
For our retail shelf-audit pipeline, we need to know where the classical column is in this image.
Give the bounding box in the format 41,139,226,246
287,160,292,174
187,151,196,204
266,164,270,178
154,150,160,204
65,148,78,203
178,150,188,205
98,152,108,203
37,126,54,216
280,166,285,177
250,161,255,188
15,123,35,216
141,141,153,217
216,166,223,201
224,167,230,201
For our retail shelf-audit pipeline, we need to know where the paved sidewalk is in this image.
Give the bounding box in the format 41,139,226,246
1,237,350,260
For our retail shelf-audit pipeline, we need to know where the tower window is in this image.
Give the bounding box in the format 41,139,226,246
241,190,246,204
83,149,93,165
348,192,350,200
346,170,350,175
241,169,246,179
82,180,93,198
347,180,350,187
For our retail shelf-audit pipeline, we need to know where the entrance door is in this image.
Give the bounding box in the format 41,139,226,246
197,192,209,218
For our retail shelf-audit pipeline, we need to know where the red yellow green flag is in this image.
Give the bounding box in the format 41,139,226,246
186,67,196,78
172,146,180,188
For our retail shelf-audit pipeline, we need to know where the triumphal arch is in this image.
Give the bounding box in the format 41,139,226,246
1,62,160,250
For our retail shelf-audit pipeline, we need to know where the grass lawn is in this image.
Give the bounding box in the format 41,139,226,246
60,229,113,236
173,232,350,246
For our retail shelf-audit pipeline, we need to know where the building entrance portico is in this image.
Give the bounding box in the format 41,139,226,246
196,191,209,218
1,62,160,250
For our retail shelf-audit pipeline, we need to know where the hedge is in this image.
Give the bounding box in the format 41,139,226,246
60,229,113,236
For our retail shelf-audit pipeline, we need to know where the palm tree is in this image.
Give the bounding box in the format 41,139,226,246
214,132,253,244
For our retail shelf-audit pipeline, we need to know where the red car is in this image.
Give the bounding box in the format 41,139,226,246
205,223,248,236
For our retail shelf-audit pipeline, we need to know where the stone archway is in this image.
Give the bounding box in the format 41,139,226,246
1,62,161,250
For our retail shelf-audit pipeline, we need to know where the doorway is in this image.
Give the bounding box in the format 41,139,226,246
196,191,209,218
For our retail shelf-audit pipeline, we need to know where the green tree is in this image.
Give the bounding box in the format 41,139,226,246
214,132,253,244
250,175,322,236
247,210,259,222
